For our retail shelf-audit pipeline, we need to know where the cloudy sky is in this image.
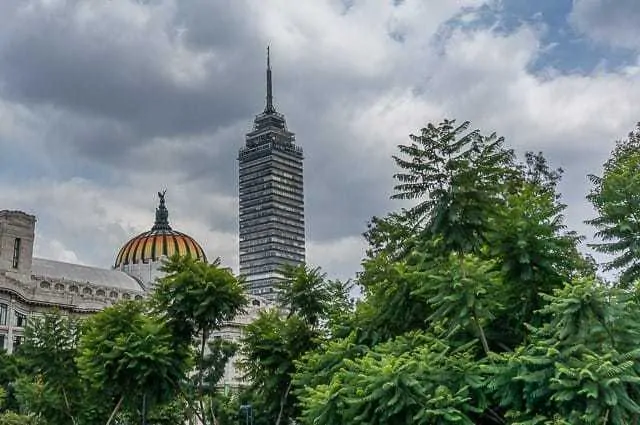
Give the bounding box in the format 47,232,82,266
1,0,639,281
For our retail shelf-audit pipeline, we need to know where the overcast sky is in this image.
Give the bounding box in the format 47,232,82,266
1,0,639,281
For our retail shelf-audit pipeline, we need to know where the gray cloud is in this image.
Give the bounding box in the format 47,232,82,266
1,0,639,282
0,1,261,146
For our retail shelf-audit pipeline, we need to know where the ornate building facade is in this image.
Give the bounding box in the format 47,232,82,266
0,194,271,388
238,49,306,301
0,209,146,354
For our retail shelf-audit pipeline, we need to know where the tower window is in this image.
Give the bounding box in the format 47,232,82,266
12,238,21,269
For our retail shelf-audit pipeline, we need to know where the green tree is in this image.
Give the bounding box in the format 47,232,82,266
587,123,640,286
297,332,486,425
240,264,347,425
0,387,42,425
77,300,189,424
0,411,41,425
487,278,640,423
363,210,422,261
153,254,247,425
295,119,597,424
241,311,316,425
416,253,503,355
488,156,590,348
391,119,516,255
276,264,353,331
0,350,20,413
12,312,83,425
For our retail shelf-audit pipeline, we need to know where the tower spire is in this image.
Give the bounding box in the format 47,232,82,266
264,45,276,113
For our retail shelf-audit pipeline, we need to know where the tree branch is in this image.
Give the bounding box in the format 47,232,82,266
105,395,124,425
198,329,209,424
276,380,293,425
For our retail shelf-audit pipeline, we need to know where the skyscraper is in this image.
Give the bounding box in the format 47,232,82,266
238,48,305,300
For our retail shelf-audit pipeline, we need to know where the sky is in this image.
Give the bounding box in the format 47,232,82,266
1,0,639,282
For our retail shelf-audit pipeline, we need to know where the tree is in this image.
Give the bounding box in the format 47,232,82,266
152,254,247,425
587,123,640,286
276,264,353,331
241,311,316,425
12,312,83,425
294,119,602,424
487,278,640,423
77,300,190,424
0,349,20,414
487,156,591,348
0,387,42,425
297,332,487,425
392,119,516,255
240,264,348,425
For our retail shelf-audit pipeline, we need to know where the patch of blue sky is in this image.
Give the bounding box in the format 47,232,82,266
439,0,637,76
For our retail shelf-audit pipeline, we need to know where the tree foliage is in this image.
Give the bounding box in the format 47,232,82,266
392,119,516,254
292,119,631,425
587,123,640,286
488,279,640,423
7,119,640,425
13,312,84,424
77,300,189,422
240,264,350,425
153,254,247,425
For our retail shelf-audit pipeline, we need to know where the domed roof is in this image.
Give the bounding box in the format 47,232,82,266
114,191,207,268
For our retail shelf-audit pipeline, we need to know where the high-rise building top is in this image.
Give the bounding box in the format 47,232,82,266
238,48,305,300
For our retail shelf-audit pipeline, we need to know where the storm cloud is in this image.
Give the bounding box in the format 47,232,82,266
1,0,639,281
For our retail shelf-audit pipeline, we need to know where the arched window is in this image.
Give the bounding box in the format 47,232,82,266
110,291,118,298
83,287,92,295
134,295,143,301
39,281,51,289
122,294,131,300
96,289,105,297
55,283,65,291
70,286,79,294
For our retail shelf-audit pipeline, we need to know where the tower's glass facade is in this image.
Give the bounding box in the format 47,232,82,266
238,50,305,300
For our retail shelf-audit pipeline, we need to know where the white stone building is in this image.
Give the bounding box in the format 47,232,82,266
0,194,271,389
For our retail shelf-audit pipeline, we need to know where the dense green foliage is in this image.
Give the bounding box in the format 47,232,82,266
153,255,247,425
0,257,246,425
587,123,640,286
287,119,640,425
3,119,640,424
239,264,352,425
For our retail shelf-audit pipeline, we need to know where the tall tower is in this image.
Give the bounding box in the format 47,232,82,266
238,48,305,301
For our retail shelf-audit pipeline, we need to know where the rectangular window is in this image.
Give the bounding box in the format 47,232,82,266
15,312,26,328
0,304,7,326
12,238,21,269
0,335,5,351
12,335,23,349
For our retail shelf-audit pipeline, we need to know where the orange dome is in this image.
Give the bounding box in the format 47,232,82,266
114,191,207,268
